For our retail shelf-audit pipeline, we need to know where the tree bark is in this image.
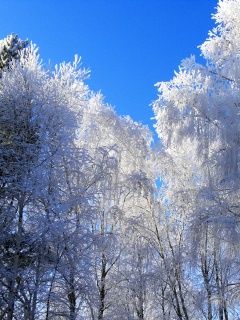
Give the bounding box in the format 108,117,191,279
98,253,107,320
7,198,24,320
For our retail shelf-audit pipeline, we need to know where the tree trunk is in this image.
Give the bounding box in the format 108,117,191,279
68,270,76,320
98,253,107,320
7,198,24,320
30,256,41,320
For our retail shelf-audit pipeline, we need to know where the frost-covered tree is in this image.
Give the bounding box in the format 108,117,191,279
0,43,90,319
153,0,240,318
0,33,28,72
75,93,154,320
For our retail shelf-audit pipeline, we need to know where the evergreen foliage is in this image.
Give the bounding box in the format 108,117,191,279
0,33,28,72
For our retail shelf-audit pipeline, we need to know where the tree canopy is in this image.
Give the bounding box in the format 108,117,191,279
1,0,240,319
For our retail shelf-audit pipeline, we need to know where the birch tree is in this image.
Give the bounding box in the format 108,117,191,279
76,93,154,320
153,0,240,317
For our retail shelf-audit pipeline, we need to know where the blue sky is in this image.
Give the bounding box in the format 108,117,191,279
0,0,217,133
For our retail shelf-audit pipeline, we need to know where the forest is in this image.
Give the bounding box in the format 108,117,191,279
0,0,240,319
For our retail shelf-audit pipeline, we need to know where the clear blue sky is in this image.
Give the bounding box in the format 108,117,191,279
0,0,217,133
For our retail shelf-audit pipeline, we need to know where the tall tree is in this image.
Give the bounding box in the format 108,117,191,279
76,93,154,320
0,44,90,319
153,0,240,317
